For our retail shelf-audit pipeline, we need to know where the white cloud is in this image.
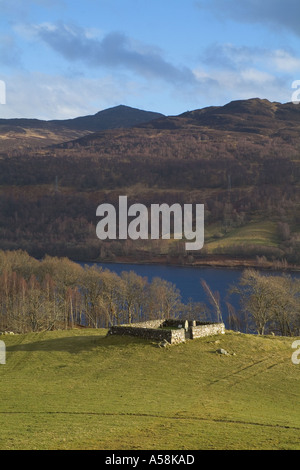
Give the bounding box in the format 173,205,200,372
194,42,300,105
4,16,300,118
0,72,146,120
193,64,290,106
201,43,300,74
16,22,197,85
240,68,274,85
270,49,300,73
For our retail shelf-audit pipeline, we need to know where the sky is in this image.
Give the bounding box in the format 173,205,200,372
1,0,300,119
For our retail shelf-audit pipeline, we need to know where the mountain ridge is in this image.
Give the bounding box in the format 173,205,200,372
49,104,164,131
139,98,300,135
1,98,300,143
56,97,300,149
0,97,299,266
0,104,165,151
0,104,164,130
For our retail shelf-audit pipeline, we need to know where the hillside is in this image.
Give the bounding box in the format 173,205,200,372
65,98,300,145
0,104,164,151
50,104,164,131
0,98,299,267
180,98,300,136
144,98,300,137
0,329,299,450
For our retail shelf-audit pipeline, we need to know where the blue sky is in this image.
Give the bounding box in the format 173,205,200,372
1,0,300,119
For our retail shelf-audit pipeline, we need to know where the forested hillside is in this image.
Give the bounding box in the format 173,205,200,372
0,98,299,267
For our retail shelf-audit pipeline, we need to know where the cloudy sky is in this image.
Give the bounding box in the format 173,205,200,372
1,0,300,119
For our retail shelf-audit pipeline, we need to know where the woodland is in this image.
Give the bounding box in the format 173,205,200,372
0,98,299,266
0,250,299,336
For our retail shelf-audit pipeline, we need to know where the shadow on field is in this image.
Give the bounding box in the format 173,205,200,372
6,334,149,354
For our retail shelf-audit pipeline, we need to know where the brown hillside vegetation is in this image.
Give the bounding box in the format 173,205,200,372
0,105,163,152
0,98,299,266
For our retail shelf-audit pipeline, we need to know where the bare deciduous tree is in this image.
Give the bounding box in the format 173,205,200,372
201,279,223,323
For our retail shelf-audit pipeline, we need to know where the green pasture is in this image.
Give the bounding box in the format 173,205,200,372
205,221,279,253
0,329,299,450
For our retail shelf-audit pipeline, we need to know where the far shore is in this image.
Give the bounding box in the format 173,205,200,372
81,254,300,272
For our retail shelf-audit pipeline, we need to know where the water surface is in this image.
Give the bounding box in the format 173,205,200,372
82,261,300,325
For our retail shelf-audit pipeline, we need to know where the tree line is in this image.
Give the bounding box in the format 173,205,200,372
228,269,300,336
0,177,299,265
0,250,299,337
0,128,299,265
0,250,208,334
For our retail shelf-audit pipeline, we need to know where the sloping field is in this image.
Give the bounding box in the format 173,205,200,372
0,329,299,450
205,221,279,253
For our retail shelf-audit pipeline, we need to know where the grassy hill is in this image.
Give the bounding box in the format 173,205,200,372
1,329,299,450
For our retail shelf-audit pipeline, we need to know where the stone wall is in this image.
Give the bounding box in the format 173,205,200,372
121,319,163,329
190,322,225,339
109,324,185,344
169,328,186,344
108,319,225,344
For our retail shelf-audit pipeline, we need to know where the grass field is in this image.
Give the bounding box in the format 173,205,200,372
0,329,299,450
205,220,279,253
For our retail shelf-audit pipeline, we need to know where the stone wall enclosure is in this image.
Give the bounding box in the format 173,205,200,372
108,319,225,344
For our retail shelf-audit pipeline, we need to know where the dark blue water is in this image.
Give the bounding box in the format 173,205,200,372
82,261,300,324
96,263,242,304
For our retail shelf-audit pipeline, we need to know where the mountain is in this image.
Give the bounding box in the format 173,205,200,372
140,98,300,136
60,98,300,151
3,97,300,146
0,105,164,151
3,98,300,153
49,104,164,131
179,98,300,137
0,97,299,267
